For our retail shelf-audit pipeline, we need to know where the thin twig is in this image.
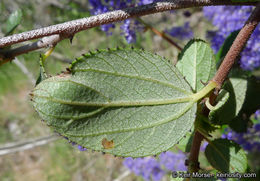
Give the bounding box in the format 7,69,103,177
137,18,182,51
0,0,256,48
113,170,131,181
0,135,59,156
188,2,260,173
187,131,204,173
0,35,63,65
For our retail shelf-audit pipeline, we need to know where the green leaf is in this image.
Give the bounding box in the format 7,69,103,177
229,76,260,132
35,55,48,86
4,9,22,36
208,89,231,125
32,48,199,157
195,114,218,135
209,77,247,125
237,76,260,112
205,139,247,173
177,39,216,92
215,30,239,67
228,78,248,116
177,129,194,153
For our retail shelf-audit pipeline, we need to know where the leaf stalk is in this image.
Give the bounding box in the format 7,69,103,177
191,81,217,102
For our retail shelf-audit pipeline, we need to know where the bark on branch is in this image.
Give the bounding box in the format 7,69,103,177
0,0,257,48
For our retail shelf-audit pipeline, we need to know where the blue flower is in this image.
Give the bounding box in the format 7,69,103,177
200,141,209,151
166,22,194,40
88,0,163,43
222,112,260,152
124,151,187,180
159,151,187,171
123,157,165,181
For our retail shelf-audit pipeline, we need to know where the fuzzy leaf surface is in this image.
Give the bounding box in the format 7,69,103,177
209,77,247,125
209,90,230,125
229,76,260,132
32,48,197,157
205,139,247,173
177,39,216,92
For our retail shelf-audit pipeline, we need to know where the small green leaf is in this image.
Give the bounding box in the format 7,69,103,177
32,48,201,157
209,90,230,125
177,39,216,92
229,76,260,132
228,78,248,116
215,30,239,66
35,55,48,86
4,9,22,36
209,77,247,125
205,139,247,173
195,114,218,134
237,76,260,112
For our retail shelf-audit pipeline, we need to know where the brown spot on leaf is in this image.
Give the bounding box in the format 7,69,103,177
102,138,114,149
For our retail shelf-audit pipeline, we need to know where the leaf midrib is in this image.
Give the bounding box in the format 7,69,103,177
34,94,194,107
60,102,195,137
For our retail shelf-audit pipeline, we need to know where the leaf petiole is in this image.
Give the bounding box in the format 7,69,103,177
191,81,217,102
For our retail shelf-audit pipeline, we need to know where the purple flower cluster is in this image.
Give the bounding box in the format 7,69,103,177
203,6,260,70
123,151,187,181
222,111,260,152
124,157,165,181
88,0,161,43
159,151,187,171
166,22,193,40
120,19,142,43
